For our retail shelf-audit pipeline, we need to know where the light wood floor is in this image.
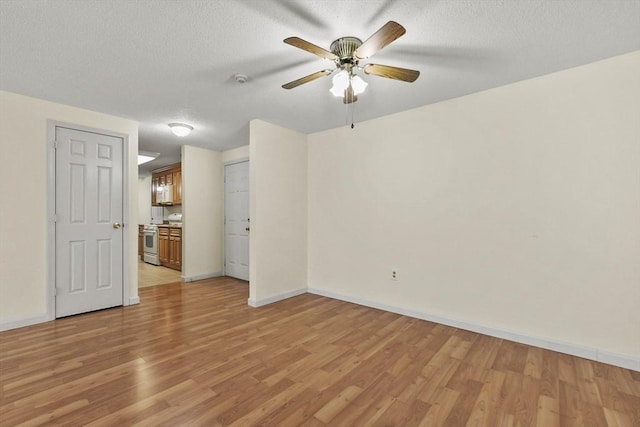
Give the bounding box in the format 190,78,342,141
138,259,183,288
1,278,638,426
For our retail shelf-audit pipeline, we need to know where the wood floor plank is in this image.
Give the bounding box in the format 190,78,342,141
442,379,484,426
536,395,561,427
313,385,363,424
418,386,460,426
1,277,638,426
330,373,395,426
465,369,506,426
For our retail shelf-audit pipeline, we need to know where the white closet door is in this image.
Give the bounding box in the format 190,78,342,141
55,127,124,317
224,161,250,281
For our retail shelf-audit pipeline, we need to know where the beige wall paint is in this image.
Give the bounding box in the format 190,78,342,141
222,145,249,163
0,90,139,329
308,52,640,363
249,120,307,305
138,176,152,224
181,145,223,280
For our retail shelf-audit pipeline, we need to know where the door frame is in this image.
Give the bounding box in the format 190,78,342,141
222,157,249,278
46,120,132,320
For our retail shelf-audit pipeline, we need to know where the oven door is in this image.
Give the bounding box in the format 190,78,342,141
143,228,160,265
143,229,158,254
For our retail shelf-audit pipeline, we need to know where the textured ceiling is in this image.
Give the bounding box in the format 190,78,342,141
1,0,639,174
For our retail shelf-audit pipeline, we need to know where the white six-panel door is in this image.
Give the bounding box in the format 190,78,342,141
224,161,249,281
55,127,124,317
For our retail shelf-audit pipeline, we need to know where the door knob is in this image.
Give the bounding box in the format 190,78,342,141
113,222,121,229
245,227,250,232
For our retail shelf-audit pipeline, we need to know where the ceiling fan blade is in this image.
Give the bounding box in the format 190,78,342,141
284,37,338,61
363,64,420,82
282,69,333,89
354,21,406,60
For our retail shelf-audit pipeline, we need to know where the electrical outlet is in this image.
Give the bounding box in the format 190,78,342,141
391,269,398,281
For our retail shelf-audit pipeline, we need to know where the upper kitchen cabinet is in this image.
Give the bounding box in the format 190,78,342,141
151,162,182,206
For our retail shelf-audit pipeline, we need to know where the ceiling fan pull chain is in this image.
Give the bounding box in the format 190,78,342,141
344,101,356,129
351,104,355,129
345,100,349,127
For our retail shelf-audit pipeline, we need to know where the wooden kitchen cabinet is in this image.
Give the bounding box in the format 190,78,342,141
151,176,159,205
168,228,182,270
158,227,169,265
157,226,181,271
151,163,182,206
172,170,182,204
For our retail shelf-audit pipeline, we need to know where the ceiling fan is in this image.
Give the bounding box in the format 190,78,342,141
282,21,420,104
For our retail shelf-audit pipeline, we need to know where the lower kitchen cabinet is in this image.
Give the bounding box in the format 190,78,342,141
158,226,181,271
168,228,182,270
158,227,169,265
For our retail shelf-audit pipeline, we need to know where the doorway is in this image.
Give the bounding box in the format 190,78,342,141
52,125,125,317
137,259,182,288
224,161,249,281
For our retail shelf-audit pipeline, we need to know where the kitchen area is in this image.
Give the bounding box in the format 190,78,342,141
138,162,184,287
137,144,249,288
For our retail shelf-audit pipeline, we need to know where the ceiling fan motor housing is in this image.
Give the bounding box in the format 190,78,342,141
330,37,363,67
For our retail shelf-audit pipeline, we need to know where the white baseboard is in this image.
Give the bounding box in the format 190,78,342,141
128,296,140,305
182,271,223,282
248,288,307,308
0,313,53,332
597,350,640,372
307,287,640,372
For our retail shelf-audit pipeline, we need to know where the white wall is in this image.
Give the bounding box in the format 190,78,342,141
138,176,152,224
249,120,307,305
307,51,640,369
0,90,139,330
181,145,223,281
222,145,249,163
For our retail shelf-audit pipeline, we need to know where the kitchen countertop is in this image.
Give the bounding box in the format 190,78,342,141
156,224,182,228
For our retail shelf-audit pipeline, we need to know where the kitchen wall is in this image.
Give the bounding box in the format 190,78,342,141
0,90,139,330
138,176,152,224
306,51,640,369
164,205,182,218
249,120,307,305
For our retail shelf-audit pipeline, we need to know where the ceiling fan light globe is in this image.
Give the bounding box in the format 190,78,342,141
330,70,349,97
351,75,368,95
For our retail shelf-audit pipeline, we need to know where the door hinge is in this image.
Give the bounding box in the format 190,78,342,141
53,214,57,223
53,140,59,149
53,287,57,296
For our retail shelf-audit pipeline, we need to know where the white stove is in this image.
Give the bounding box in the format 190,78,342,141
142,224,160,265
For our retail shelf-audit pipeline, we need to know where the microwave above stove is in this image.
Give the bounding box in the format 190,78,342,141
157,184,173,205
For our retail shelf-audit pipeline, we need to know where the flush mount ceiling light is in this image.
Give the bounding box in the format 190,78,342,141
137,151,159,165
168,123,193,137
